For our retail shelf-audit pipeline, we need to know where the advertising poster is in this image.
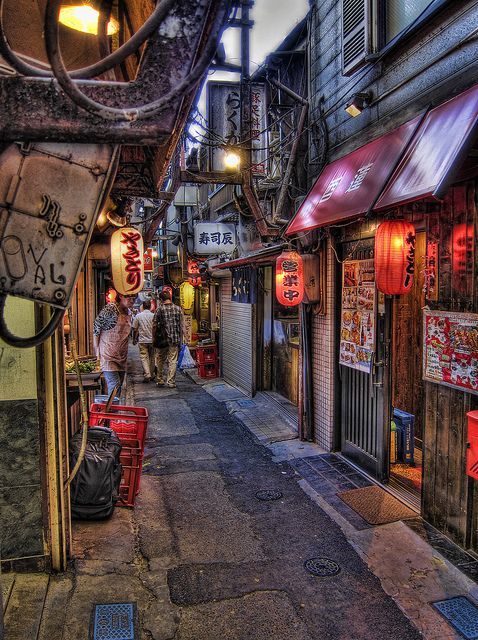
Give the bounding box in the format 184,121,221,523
423,310,478,394
339,259,376,373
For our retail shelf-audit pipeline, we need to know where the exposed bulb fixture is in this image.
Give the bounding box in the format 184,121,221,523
345,92,371,117
106,209,127,227
59,4,119,36
224,148,241,171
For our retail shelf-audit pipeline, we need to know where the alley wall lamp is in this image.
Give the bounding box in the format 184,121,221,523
345,92,372,117
59,2,119,36
224,147,241,171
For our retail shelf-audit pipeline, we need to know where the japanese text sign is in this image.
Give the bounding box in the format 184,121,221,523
194,223,236,255
111,227,144,295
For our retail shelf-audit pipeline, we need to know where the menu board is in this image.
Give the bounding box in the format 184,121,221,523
423,310,478,394
339,259,376,373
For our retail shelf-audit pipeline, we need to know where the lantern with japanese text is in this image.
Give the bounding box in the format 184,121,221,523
188,259,201,287
111,227,144,295
275,250,304,306
374,220,416,295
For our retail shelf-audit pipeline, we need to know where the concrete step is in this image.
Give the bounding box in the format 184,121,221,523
4,574,49,640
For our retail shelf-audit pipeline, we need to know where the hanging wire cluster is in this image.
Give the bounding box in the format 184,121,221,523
0,0,233,121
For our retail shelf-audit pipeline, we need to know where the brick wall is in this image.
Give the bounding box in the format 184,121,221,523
311,239,336,450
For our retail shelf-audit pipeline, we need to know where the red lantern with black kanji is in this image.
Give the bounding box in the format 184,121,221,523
188,259,201,287
275,250,304,306
374,220,416,295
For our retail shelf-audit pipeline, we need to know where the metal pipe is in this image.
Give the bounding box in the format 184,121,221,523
0,293,64,348
273,101,308,224
43,0,230,121
269,77,308,105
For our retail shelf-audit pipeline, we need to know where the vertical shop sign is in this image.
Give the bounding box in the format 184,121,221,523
207,82,267,175
425,241,438,301
339,259,376,373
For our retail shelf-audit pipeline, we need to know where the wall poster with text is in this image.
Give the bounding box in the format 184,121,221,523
339,259,376,373
423,309,478,394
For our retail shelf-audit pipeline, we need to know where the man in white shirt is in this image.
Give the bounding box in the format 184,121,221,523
132,298,155,382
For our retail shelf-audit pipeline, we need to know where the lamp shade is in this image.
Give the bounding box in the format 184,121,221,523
111,227,144,295
374,220,416,295
275,250,304,306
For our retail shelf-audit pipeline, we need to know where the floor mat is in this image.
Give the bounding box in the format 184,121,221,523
337,485,416,525
391,464,422,493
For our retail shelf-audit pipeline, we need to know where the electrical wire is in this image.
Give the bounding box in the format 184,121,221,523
0,0,176,79
43,0,231,122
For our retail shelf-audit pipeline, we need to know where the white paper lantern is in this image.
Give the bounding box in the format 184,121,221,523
111,227,144,295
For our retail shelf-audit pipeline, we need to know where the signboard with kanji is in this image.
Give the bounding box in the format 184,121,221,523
206,82,268,175
423,310,478,394
194,223,236,255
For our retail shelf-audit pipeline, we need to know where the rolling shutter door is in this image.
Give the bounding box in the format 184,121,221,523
220,275,254,395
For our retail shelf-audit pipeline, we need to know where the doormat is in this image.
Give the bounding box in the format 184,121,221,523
90,603,137,640
337,485,416,525
433,596,478,639
391,464,422,493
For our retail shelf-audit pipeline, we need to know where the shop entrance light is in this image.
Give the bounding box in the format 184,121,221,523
59,2,119,36
345,92,371,117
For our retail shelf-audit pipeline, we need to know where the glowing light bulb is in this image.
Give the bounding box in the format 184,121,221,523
59,5,119,36
224,150,241,171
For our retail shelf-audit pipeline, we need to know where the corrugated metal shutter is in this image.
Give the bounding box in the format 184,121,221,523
220,275,254,395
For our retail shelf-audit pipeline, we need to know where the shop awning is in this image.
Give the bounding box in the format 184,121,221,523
375,83,478,210
285,116,422,236
213,245,286,269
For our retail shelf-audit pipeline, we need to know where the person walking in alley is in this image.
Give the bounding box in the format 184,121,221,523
153,289,183,388
93,292,136,397
133,298,155,382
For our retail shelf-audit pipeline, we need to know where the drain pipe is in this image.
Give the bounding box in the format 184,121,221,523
300,303,314,441
273,100,308,226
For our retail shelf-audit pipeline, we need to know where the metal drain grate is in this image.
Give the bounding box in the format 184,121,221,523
91,603,136,640
304,557,341,577
433,596,478,639
255,489,283,501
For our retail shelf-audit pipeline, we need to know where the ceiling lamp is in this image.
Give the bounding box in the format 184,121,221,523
345,92,371,117
106,209,127,227
59,4,120,36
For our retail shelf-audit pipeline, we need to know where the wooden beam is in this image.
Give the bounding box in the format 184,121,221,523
180,170,243,185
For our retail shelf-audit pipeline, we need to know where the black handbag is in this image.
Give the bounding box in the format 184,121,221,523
153,309,169,348
70,426,122,520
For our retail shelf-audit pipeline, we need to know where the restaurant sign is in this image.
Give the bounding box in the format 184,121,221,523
194,223,236,255
423,309,478,394
206,81,268,175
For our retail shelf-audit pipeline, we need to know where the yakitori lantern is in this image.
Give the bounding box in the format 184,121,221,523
188,259,201,287
375,220,416,295
111,227,144,295
275,250,304,306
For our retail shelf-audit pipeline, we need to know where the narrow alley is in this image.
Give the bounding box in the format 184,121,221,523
5,352,478,639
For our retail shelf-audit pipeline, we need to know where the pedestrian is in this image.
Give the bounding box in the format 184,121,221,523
153,289,183,388
93,292,136,397
132,298,155,382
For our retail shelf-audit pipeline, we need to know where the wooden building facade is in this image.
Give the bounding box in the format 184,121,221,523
301,0,478,549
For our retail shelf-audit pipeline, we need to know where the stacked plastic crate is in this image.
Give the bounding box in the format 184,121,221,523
89,404,148,507
196,344,219,379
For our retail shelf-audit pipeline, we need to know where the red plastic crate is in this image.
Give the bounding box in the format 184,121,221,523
198,361,219,379
89,403,148,447
196,344,218,364
118,437,143,507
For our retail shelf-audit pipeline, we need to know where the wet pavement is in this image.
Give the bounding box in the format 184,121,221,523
4,350,478,638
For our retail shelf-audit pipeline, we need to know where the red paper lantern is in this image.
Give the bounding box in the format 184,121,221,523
375,220,416,295
275,250,304,306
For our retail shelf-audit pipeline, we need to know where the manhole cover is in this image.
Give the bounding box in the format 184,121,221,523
304,557,341,577
91,603,136,640
433,596,478,639
255,489,283,501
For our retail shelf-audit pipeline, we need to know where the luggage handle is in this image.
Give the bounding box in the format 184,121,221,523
97,386,119,427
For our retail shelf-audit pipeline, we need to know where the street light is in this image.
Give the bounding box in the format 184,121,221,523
345,92,371,118
224,147,241,171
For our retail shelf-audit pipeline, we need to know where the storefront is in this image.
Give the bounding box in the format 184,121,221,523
287,82,478,548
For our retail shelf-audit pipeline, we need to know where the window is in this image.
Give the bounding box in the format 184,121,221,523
342,0,439,75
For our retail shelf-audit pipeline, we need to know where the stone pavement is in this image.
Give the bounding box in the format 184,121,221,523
3,351,478,639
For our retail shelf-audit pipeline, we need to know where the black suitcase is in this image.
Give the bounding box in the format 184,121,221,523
70,426,122,520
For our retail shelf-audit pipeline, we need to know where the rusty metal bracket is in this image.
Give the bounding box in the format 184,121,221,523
0,0,226,144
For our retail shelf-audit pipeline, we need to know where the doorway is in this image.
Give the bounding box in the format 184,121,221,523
389,231,426,508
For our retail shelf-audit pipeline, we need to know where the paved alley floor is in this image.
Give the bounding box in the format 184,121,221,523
5,352,478,639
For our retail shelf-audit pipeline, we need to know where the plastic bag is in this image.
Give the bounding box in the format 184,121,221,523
178,344,196,370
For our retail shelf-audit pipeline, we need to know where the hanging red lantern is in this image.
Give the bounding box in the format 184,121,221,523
187,259,201,287
111,227,144,295
374,220,416,295
275,250,304,306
